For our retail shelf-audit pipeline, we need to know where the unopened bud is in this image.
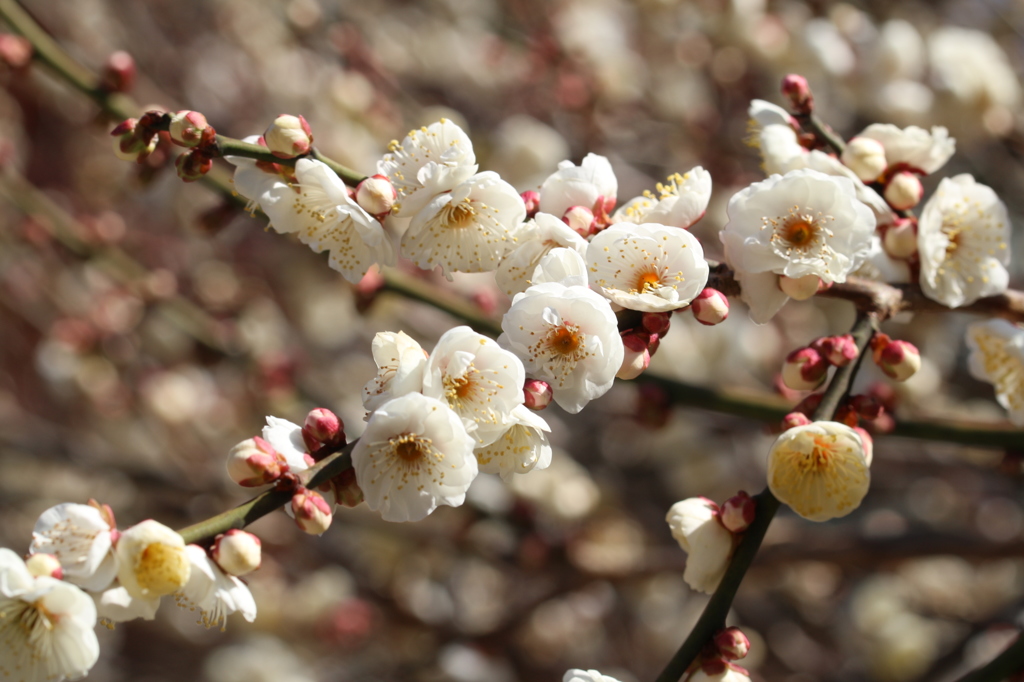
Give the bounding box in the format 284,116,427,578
883,219,917,259
642,312,671,336
782,347,828,391
816,334,858,366
302,407,344,452
872,335,921,381
292,487,332,535
227,436,287,487
168,110,210,148
841,137,887,183
778,274,821,301
212,529,261,576
521,190,540,218
833,404,859,427
264,114,313,158
884,171,923,211
782,411,813,430
781,74,813,114
563,205,595,237
691,288,729,326
111,118,157,163
330,468,364,508
355,174,397,216
0,34,32,69
714,626,751,660
850,394,883,420
523,379,553,410
617,346,651,380
720,492,756,534
175,149,212,182
621,330,651,354
26,553,63,579
101,51,136,93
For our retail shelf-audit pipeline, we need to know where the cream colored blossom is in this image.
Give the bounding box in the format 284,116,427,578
474,404,553,481
966,320,1024,426
115,520,191,600
666,498,735,594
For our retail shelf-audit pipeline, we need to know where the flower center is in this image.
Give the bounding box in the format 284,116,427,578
546,324,583,356
445,373,474,400
633,270,662,293
782,218,816,247
136,542,190,596
389,433,434,464
439,200,476,228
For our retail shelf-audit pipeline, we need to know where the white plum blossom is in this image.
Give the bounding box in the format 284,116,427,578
474,404,553,481
966,320,1024,426
666,498,735,594
929,27,1022,112
587,222,709,312
94,585,160,623
0,548,99,682
30,502,117,592
115,520,191,601
500,282,624,414
362,330,429,412
378,119,479,218
175,545,256,630
263,416,314,473
400,171,526,277
531,247,589,288
721,169,875,323
496,212,588,296
352,392,477,522
539,153,618,219
422,326,526,447
855,123,955,175
563,670,624,682
852,235,912,284
917,174,1011,308
613,168,712,229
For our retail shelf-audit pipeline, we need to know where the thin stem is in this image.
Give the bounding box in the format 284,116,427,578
653,313,876,682
955,633,1024,682
794,111,847,156
212,136,366,187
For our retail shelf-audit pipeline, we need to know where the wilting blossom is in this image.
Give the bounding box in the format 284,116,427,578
666,497,735,594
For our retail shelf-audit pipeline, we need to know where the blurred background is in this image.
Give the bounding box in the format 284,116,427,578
1,0,1024,681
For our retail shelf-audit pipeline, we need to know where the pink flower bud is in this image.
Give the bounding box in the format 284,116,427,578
833,404,859,427
782,411,812,430
781,74,813,114
212,529,262,576
691,288,729,326
101,51,136,93
720,492,756,533
563,205,595,237
714,626,751,660
0,34,32,69
355,174,397,216
330,468,364,508
521,190,540,218
849,394,883,420
853,426,874,466
167,110,210,148
175,149,213,182
778,274,821,301
292,487,333,535
264,114,313,158
523,379,553,410
621,329,651,353
782,347,828,391
873,335,921,381
700,658,729,676
617,346,651,380
884,171,923,211
642,312,672,336
302,407,345,453
227,436,287,487
25,553,63,580
111,118,157,163
816,334,859,367
883,219,917,259
592,195,617,227
841,137,887,182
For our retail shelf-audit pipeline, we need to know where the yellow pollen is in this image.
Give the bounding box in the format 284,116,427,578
546,326,582,356
634,270,662,293
135,542,189,595
783,218,816,247
394,438,426,462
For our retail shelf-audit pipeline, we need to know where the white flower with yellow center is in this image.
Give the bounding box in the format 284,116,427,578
422,326,526,447
539,153,617,219
114,520,191,600
362,330,428,413
721,169,875,323
767,421,871,522
588,222,710,312
352,392,477,522
531,247,589,288
496,212,588,296
474,405,553,481
666,498,735,594
918,174,1010,308
0,548,99,682
174,545,256,631
855,123,955,175
612,167,712,229
966,319,1024,426
499,282,624,414
377,119,478,218
30,503,117,592
400,171,526,277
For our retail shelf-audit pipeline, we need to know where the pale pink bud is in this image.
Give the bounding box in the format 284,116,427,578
563,205,595,237
782,347,828,391
330,468,364,508
817,334,859,367
264,114,313,158
616,346,651,380
355,174,397,216
292,487,333,535
873,336,921,381
853,426,874,466
212,529,261,576
841,137,887,183
0,35,32,69
302,407,344,451
720,492,756,534
25,553,63,580
168,110,210,148
642,312,672,336
782,411,813,430
781,74,813,114
621,330,651,353
175,149,212,182
884,171,923,211
778,274,821,301
523,379,553,410
691,288,729,326
101,51,136,93
883,219,917,259
714,626,751,660
227,436,287,487
521,190,540,218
